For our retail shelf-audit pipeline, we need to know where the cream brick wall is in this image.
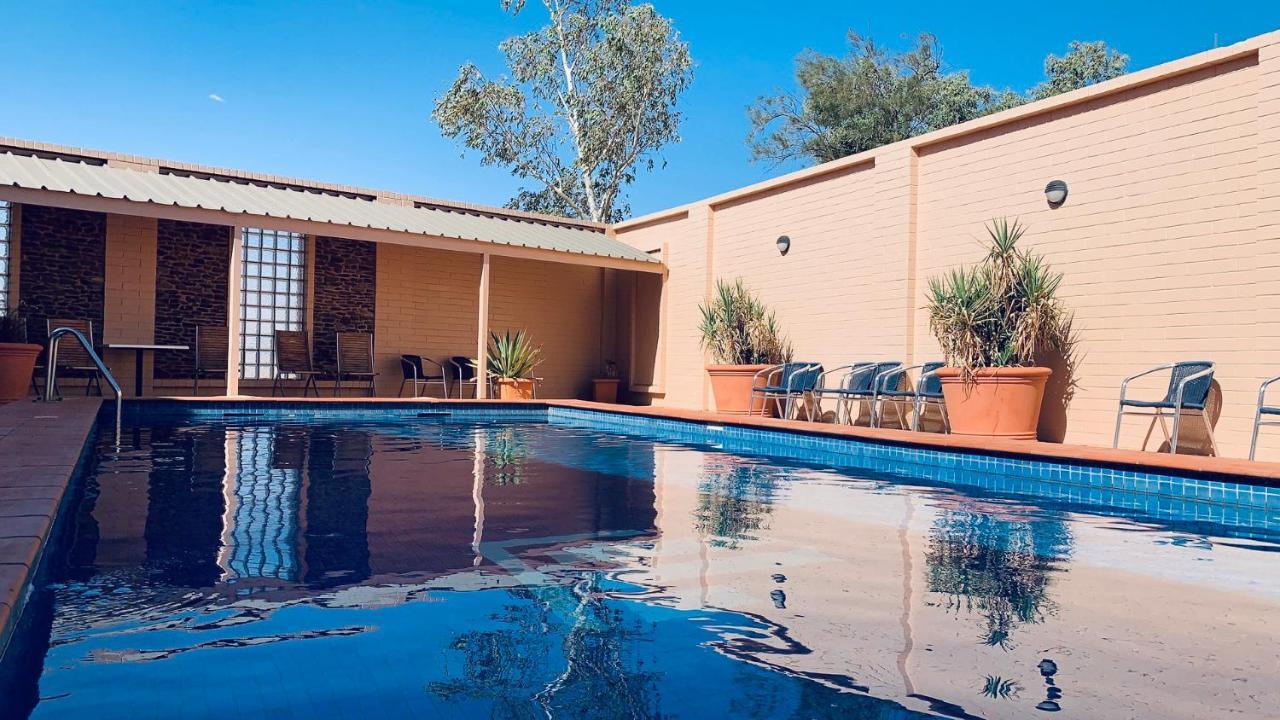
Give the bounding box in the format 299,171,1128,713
372,243,482,397
102,214,157,396
616,32,1280,458
371,245,613,399
489,255,605,399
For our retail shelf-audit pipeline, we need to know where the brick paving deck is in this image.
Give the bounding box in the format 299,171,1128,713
0,398,101,658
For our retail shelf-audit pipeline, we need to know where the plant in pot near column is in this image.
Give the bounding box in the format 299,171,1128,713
0,304,41,404
926,219,1077,440
699,278,793,416
480,329,543,400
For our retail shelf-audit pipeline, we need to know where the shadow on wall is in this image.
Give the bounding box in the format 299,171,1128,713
1035,347,1074,444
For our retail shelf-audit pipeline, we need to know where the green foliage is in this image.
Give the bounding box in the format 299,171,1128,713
747,33,1127,166
0,303,30,344
697,279,793,366
1030,40,1129,101
481,329,544,379
434,0,693,222
926,219,1078,381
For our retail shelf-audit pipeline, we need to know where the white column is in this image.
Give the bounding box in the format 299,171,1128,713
475,253,491,399
225,226,242,396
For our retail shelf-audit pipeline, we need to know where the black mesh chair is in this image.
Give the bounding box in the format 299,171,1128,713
446,356,480,398
193,325,228,396
398,355,449,398
1250,374,1280,460
1113,361,1216,455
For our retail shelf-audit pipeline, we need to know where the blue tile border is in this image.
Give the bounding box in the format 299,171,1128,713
547,407,1280,517
118,401,1280,520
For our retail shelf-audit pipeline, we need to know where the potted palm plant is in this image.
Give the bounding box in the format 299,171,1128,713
926,219,1076,440
480,329,542,400
699,279,792,415
0,304,40,404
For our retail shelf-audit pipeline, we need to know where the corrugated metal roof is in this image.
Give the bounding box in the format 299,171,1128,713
0,152,658,264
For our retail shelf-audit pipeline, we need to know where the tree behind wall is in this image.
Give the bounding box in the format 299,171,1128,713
433,0,693,223
748,33,1129,166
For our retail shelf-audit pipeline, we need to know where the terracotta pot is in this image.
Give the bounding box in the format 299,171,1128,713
706,364,774,416
0,343,41,404
495,378,536,400
937,367,1051,440
592,378,621,404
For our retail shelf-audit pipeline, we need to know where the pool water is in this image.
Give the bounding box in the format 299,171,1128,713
4,418,1279,719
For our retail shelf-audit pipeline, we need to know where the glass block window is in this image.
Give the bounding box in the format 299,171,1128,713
0,201,10,312
240,228,307,379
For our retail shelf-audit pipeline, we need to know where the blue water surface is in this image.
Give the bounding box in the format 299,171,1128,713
4,418,1278,719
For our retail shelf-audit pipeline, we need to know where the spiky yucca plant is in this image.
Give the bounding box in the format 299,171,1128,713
698,279,793,365
479,329,543,380
927,219,1076,382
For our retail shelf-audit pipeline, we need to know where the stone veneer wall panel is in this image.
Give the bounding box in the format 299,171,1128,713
154,220,231,378
17,204,106,345
313,236,377,373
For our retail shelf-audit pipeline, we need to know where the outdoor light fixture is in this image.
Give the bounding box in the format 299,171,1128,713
776,235,791,255
1045,180,1068,206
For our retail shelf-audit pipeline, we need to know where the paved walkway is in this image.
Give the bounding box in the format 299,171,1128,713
0,398,100,657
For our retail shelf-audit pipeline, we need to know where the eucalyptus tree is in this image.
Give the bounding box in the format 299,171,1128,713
748,33,1128,166
434,0,693,222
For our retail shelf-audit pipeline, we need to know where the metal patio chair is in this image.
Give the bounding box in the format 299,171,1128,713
870,361,948,431
334,332,378,397
809,361,902,424
192,325,228,396
272,329,322,397
749,362,824,419
398,354,450,398
1249,374,1280,460
447,356,481,398
46,318,105,397
1112,361,1217,455
912,362,949,433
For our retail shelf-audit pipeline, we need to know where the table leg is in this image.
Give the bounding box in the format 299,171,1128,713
134,349,144,397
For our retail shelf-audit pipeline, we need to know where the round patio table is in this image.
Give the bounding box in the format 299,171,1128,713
104,343,190,396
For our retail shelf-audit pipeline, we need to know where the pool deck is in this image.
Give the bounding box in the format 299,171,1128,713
4,394,1280,660
0,397,101,658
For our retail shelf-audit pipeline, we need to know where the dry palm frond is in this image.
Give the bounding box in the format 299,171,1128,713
926,218,1078,383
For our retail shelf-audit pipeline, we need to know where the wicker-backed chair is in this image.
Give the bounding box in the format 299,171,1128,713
809,361,903,425
869,361,947,431
272,329,321,397
749,362,824,419
46,318,104,396
1113,361,1217,455
398,355,450,398
193,325,228,395
334,332,377,397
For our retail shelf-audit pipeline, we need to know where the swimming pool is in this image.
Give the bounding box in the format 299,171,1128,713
3,405,1278,719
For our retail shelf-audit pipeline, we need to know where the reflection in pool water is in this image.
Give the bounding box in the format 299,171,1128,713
4,419,1279,719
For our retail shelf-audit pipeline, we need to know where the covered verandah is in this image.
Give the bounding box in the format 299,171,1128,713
0,143,665,401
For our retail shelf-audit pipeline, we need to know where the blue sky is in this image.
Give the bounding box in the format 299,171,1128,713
1,1,1277,218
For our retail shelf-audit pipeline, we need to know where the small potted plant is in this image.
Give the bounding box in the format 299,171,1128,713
592,360,621,403
927,219,1077,439
699,279,792,415
0,304,40,404
479,329,542,400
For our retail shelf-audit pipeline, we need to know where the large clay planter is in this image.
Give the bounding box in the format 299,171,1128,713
0,342,41,404
706,364,774,416
495,378,536,400
936,367,1051,441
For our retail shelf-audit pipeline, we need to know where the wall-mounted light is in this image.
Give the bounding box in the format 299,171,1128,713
1045,180,1068,207
776,235,791,255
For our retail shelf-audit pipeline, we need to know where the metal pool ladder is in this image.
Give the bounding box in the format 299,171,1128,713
44,326,123,432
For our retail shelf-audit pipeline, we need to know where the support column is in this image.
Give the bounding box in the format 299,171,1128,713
475,253,491,399
225,226,242,396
